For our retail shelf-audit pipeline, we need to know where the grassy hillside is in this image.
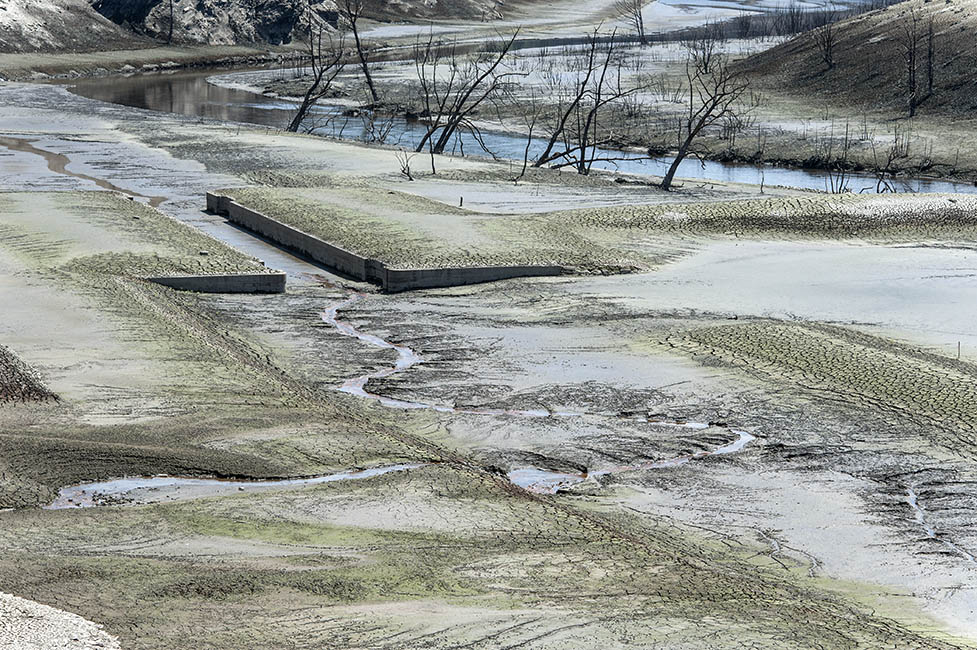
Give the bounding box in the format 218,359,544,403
744,0,977,116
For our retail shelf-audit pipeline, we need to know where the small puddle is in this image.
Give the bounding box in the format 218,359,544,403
46,463,425,509
0,136,168,207
323,293,756,494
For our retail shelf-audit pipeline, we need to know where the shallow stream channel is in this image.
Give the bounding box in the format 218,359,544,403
47,291,755,509
69,68,977,194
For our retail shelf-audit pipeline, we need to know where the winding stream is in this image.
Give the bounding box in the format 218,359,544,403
47,292,757,508
323,292,755,494
906,486,977,565
0,136,167,207
68,69,977,195
46,463,425,509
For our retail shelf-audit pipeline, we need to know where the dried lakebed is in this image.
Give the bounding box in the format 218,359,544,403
48,292,757,508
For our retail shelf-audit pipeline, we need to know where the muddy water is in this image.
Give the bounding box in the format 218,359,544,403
46,463,425,509
0,136,168,207
68,70,977,195
323,293,756,494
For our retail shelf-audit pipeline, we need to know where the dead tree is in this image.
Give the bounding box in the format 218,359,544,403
925,15,936,99
337,0,379,104
811,16,836,70
899,9,922,117
660,45,756,191
615,0,647,45
532,30,642,174
824,121,852,193
683,28,719,74
413,31,521,155
166,0,174,44
286,21,346,133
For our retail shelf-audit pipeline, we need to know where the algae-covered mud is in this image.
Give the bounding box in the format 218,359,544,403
3,1,977,646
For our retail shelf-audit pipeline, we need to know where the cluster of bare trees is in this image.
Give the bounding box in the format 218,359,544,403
284,0,380,132
898,9,937,117
285,1,762,190
614,0,648,45
286,17,346,133
412,31,521,156
529,30,643,175
661,43,757,190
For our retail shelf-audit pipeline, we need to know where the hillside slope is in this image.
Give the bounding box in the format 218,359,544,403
0,0,510,53
744,0,977,116
0,0,144,52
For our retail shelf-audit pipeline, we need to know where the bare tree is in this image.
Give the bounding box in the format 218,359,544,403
413,31,521,155
615,0,648,45
811,15,837,70
682,28,719,74
898,9,922,117
824,121,852,193
395,149,416,180
337,0,379,104
925,15,936,99
532,30,642,174
167,0,174,44
869,125,911,192
286,19,346,133
660,45,756,191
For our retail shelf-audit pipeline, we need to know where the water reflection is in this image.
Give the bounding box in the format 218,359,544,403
70,69,977,194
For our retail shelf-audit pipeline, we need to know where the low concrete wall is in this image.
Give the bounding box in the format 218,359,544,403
380,265,564,293
209,193,374,281
148,273,287,294
207,192,565,292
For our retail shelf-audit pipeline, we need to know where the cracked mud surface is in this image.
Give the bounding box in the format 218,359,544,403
1,77,976,648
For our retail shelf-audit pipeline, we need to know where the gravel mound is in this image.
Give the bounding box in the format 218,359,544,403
0,592,120,650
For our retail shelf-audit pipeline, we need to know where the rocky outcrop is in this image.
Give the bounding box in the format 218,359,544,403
0,0,509,53
91,0,310,45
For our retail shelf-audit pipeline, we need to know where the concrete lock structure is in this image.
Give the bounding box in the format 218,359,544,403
206,192,565,292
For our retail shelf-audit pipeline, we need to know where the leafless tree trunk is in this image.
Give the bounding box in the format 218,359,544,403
286,20,346,133
167,0,174,44
615,0,648,45
824,121,852,193
532,30,642,174
925,15,936,99
811,16,836,70
870,125,911,192
899,9,922,117
413,30,521,155
660,44,756,191
337,0,379,104
683,28,719,74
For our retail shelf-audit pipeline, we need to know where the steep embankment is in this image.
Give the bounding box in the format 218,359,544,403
0,0,511,54
744,0,977,116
